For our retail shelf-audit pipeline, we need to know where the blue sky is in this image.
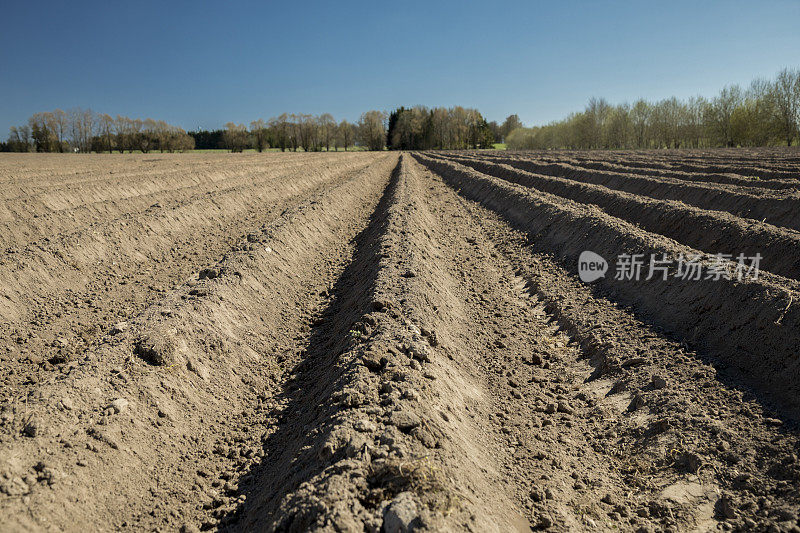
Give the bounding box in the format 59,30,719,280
1,0,799,134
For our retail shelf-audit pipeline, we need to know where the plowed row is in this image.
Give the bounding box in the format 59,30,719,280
1,150,799,532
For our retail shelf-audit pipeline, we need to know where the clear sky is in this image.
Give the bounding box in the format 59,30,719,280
1,0,799,134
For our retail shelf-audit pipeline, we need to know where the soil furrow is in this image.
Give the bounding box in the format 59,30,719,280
0,154,373,249
414,153,800,421
537,150,800,180
438,153,800,281
2,149,800,533
0,154,396,530
432,161,800,531
0,155,376,341
475,154,800,232
228,155,534,531
488,153,800,190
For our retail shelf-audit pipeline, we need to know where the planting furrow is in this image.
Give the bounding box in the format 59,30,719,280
0,154,385,419
438,153,800,282
0,154,372,248
475,152,796,197
432,166,800,531
479,154,800,232
229,155,538,531
414,154,800,420
0,154,398,531
519,155,800,190
484,152,799,198
0,152,331,198
553,151,800,180
0,154,376,324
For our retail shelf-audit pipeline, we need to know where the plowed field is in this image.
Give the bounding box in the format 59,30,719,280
1,149,799,532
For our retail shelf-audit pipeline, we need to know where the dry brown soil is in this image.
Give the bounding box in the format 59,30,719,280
1,149,799,532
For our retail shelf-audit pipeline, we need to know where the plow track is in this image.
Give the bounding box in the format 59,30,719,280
466,152,800,232
1,150,799,532
501,149,800,182
434,153,800,282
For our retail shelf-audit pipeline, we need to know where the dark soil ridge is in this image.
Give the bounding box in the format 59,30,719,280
474,154,800,232
436,153,800,282
414,153,800,421
518,148,800,180
444,178,800,532
499,154,800,190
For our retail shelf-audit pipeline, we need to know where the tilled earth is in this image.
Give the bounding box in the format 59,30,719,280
1,149,799,532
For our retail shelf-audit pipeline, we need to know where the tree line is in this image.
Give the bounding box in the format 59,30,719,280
2,109,195,153
385,106,498,150
507,68,800,150
193,110,413,152
4,107,520,153
191,108,517,152
200,111,380,152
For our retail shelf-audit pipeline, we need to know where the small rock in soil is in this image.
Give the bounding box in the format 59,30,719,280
361,352,385,372
411,426,438,448
383,491,420,533
109,398,129,414
110,322,129,335
371,299,390,312
651,375,667,389
717,494,737,519
354,419,377,433
628,393,645,412
389,411,421,432
408,343,431,362
557,401,574,414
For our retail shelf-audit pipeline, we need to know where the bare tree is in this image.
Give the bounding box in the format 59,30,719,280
98,114,114,153
357,110,387,151
318,113,335,151
53,109,68,152
223,122,249,152
250,119,269,152
772,68,800,146
68,108,96,152
338,120,355,151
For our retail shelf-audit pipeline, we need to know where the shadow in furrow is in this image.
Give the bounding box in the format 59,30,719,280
220,159,403,531
414,153,800,426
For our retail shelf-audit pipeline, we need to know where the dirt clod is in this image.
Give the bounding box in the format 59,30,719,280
134,329,178,366
389,411,421,433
